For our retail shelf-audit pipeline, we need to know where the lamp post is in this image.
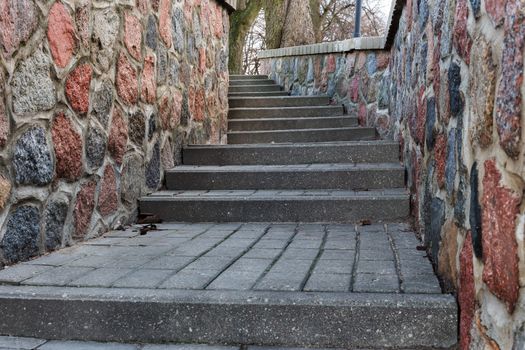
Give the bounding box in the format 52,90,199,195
354,0,362,37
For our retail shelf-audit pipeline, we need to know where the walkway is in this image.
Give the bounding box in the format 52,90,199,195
0,223,438,293
0,75,457,349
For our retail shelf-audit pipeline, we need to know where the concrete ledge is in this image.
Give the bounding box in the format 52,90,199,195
258,36,386,59
0,285,457,348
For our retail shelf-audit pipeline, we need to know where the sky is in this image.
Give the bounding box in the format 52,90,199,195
378,0,393,19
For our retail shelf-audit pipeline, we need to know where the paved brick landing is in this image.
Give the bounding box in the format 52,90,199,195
0,223,439,294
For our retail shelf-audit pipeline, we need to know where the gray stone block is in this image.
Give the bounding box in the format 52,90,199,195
184,257,235,271
320,250,355,260
10,50,56,114
357,261,397,276
280,248,319,260
21,266,93,286
228,91,289,97
159,269,217,289
229,79,275,86
229,75,268,80
243,249,282,259
112,269,174,288
229,96,329,108
182,142,400,166
304,273,351,292
140,191,410,223
207,270,262,291
228,258,273,272
0,265,52,284
312,260,353,274
38,341,139,350
228,116,357,132
228,85,282,93
167,164,404,191
403,275,442,294
0,282,457,348
228,106,343,120
228,127,376,144
142,256,194,270
353,273,400,293
68,268,134,288
0,336,46,349
1,206,41,264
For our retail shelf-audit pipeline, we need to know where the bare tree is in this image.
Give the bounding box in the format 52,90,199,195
228,0,263,74
242,10,266,74
230,0,387,74
320,0,386,41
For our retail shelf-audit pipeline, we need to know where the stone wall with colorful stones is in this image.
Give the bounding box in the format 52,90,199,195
261,0,525,346
382,0,525,348
260,51,394,138
0,0,230,266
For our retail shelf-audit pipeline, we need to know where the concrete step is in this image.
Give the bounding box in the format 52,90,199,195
229,106,344,119
229,74,268,80
228,91,290,97
228,116,358,131
229,96,330,108
229,85,282,93
230,79,275,86
165,163,405,191
0,285,457,349
228,127,376,144
182,141,400,165
139,189,410,222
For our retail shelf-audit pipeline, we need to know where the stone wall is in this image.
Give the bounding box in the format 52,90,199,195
383,0,525,348
261,0,525,347
0,0,230,266
260,50,394,138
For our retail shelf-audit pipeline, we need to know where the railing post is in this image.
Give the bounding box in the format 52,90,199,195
354,0,362,38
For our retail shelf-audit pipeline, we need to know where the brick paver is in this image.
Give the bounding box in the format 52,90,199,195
0,223,440,294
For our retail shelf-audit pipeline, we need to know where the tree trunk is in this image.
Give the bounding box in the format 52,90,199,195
263,0,318,49
281,0,316,47
263,0,287,49
228,0,263,74
310,0,322,42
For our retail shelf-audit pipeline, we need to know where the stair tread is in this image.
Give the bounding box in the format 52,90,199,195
228,95,329,101
167,163,403,173
229,115,356,122
185,140,398,149
229,105,339,111
143,189,409,200
228,126,373,134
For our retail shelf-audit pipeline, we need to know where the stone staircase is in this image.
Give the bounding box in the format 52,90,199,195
140,75,410,223
0,75,457,350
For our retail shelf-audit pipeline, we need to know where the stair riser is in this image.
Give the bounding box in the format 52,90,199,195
183,144,400,165
228,117,357,131
229,75,268,80
229,97,330,108
228,91,289,97
228,129,376,144
229,107,343,119
229,85,282,93
166,170,404,190
230,80,275,86
0,288,457,348
139,197,410,222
